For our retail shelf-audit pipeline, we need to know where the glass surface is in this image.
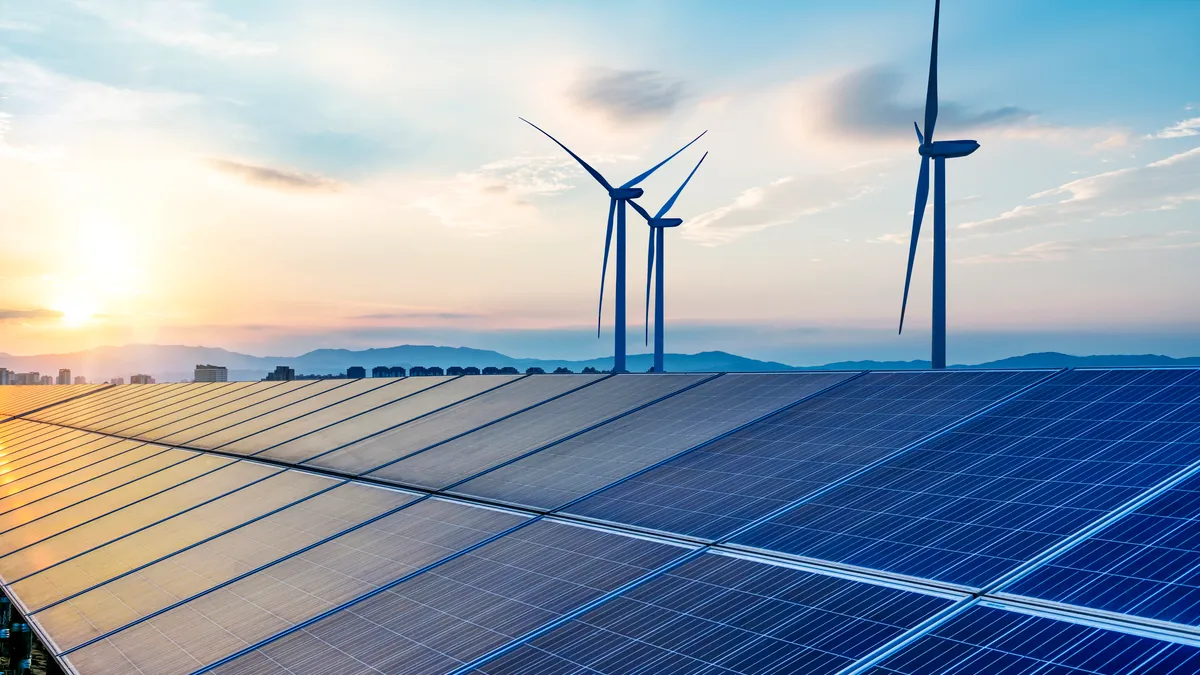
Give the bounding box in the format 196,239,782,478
259,375,531,465
88,383,256,434
0,441,166,515
11,469,339,611
455,372,856,510
0,459,271,583
307,373,599,473
62,498,528,675
209,519,689,675
157,380,386,450
369,373,709,490
98,382,269,436
33,383,190,426
566,370,1049,542
1006,465,1200,627
471,551,955,675
32,482,418,652
732,369,1200,588
866,604,1200,674
133,381,320,442
113,382,303,439
0,427,93,469
221,376,462,458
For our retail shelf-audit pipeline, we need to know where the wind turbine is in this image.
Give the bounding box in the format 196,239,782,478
521,118,706,373
898,0,979,370
629,152,708,373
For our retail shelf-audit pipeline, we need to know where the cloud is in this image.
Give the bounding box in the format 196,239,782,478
958,231,1200,264
0,59,197,124
411,155,581,233
0,308,64,321
568,68,687,125
74,0,276,57
1149,117,1200,139
207,159,343,192
683,171,874,246
0,20,39,32
959,145,1200,235
354,311,480,321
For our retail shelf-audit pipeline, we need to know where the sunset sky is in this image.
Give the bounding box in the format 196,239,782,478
0,0,1197,365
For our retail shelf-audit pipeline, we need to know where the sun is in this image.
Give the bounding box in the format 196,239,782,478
53,294,100,328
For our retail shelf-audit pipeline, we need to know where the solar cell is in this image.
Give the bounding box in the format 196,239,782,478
453,372,856,511
60,498,529,675
205,519,689,675
30,482,418,653
468,552,957,675
0,440,167,515
130,381,322,442
21,383,168,424
0,425,94,469
100,382,289,437
1003,466,1200,627
367,373,712,491
0,459,276,584
862,603,1200,674
306,373,605,474
732,368,1200,589
244,375,521,463
1,420,92,454
565,370,1049,542
41,383,210,428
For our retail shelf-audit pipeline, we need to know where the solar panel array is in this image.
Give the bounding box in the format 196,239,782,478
0,368,1198,675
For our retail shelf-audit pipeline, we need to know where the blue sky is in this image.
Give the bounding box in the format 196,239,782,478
0,0,1196,365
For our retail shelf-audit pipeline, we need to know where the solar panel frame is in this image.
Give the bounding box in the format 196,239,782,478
126,380,326,443
99,381,295,437
0,440,172,517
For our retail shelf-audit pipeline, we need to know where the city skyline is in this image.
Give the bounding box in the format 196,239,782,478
0,0,1196,365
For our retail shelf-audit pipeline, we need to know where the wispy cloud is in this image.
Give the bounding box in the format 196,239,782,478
74,0,276,57
958,231,1200,264
959,145,1200,235
207,159,343,193
1148,117,1200,139
0,58,197,123
568,68,688,125
0,20,39,32
411,155,581,233
0,308,63,322
353,310,481,321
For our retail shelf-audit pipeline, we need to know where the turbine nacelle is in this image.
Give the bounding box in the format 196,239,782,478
649,218,683,228
609,187,644,200
918,139,980,159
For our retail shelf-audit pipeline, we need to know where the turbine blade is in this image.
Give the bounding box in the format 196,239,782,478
914,121,924,145
924,0,940,141
519,117,613,191
621,130,708,189
645,226,655,346
899,156,931,334
627,199,653,222
656,151,708,219
597,199,615,338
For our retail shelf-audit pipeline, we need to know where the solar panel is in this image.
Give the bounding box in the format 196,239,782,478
565,370,1049,542
306,373,605,475
205,519,689,675
452,372,857,511
0,384,106,418
732,368,1200,589
366,373,712,491
29,482,418,653
248,375,525,464
0,440,167,515
0,425,93,470
1003,466,1200,627
59,498,530,675
42,383,223,429
128,381,323,442
862,603,1200,674
0,459,275,584
467,552,957,675
28,383,192,426
99,382,292,437
0,420,90,455
9,469,340,612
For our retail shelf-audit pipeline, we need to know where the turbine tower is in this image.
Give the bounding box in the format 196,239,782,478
898,0,979,370
629,152,708,373
521,118,705,373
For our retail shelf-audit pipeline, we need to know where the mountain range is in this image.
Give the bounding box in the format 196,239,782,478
1,344,1197,382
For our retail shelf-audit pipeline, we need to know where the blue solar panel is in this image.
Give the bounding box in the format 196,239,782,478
732,368,1200,589
565,370,1049,542
467,552,956,675
1004,466,1200,627
203,520,689,675
864,603,1200,674
453,372,855,511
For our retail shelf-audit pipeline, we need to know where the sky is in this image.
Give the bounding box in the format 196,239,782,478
0,0,1197,365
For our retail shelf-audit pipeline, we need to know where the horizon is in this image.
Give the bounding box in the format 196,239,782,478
0,0,1197,366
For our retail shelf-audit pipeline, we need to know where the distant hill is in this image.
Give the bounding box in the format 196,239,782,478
0,344,1196,382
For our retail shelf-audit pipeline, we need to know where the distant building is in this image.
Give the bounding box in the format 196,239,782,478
26,371,40,385
57,369,72,385
74,376,87,384
482,367,500,375
110,377,125,385
462,366,480,375
195,364,228,382
371,366,389,378
553,367,573,374
346,366,366,379
265,366,295,381
525,367,545,375
409,366,428,376
498,367,520,375
39,375,53,385
446,366,465,376
130,374,155,384
426,366,445,376
0,368,10,385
